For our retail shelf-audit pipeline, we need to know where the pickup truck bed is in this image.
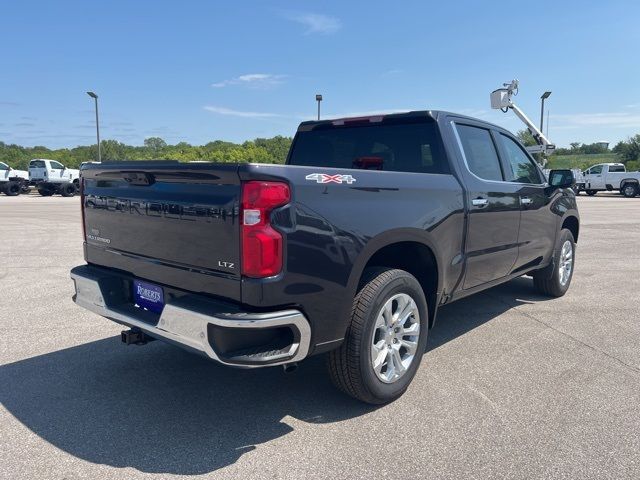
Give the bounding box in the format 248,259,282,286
72,110,580,403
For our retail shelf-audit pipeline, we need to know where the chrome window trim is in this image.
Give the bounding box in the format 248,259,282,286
450,121,547,187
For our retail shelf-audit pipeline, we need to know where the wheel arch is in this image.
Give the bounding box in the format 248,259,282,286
347,229,443,328
561,215,580,243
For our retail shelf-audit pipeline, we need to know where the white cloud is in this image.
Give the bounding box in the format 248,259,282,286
211,73,287,89
203,106,282,118
286,13,341,35
551,112,640,128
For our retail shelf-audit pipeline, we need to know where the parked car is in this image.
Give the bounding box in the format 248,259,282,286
581,163,640,197
0,161,30,196
70,110,579,404
28,159,80,196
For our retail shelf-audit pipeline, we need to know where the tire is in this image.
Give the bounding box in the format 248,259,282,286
327,268,429,404
60,183,76,197
585,190,597,196
533,229,576,297
621,183,638,198
38,188,54,196
5,181,21,196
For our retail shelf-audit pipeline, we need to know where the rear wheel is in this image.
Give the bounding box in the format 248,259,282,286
38,187,54,196
60,183,76,197
585,189,597,196
327,268,429,404
621,183,638,198
533,229,575,297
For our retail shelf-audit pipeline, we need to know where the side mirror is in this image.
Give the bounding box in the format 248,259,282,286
548,169,574,189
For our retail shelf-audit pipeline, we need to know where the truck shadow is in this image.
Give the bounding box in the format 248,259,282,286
0,277,549,475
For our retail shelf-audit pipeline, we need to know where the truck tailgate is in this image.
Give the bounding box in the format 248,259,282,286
81,162,241,301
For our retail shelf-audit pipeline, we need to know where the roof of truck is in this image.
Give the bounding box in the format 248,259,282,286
297,110,506,132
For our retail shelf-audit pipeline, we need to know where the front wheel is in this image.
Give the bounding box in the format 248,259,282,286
533,229,575,297
585,189,597,196
327,268,429,404
4,181,21,196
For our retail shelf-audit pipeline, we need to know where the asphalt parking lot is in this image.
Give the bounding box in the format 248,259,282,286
1,192,639,479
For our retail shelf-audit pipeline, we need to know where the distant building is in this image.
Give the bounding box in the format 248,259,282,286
596,141,609,150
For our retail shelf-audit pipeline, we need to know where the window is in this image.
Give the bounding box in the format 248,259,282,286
609,165,625,173
497,134,542,184
50,161,65,169
588,165,603,175
0,163,8,171
455,124,503,181
30,160,46,168
288,121,449,174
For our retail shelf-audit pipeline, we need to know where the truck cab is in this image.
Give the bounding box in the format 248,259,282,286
29,159,80,197
582,163,640,197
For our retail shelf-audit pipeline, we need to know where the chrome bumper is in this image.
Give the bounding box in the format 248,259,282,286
70,266,311,367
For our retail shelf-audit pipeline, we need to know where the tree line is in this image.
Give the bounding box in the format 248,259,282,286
0,136,293,170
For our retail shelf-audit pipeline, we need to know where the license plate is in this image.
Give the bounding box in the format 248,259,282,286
133,280,164,314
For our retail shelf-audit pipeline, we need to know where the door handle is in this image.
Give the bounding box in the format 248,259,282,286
471,198,488,207
521,197,533,205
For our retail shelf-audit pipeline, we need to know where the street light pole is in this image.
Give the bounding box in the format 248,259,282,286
315,94,323,121
87,91,101,162
540,91,551,134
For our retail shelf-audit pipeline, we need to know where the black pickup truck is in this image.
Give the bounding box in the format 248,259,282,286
71,111,579,404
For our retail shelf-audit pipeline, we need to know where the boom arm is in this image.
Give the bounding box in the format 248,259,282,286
490,80,555,157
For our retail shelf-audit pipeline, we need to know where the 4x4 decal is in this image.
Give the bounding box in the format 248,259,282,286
305,173,356,184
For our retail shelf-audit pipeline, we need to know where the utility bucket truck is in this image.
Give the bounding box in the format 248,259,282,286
491,80,556,164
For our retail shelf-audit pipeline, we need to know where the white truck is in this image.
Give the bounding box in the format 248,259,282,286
580,163,640,198
0,161,30,196
28,159,80,197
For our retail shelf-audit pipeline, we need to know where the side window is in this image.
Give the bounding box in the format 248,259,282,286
589,165,603,175
609,165,625,173
497,134,542,184
455,124,503,181
0,163,8,171
50,161,65,169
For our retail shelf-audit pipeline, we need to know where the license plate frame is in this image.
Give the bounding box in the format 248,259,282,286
132,279,165,314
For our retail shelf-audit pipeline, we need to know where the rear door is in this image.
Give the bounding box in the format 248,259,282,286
451,121,521,289
494,132,556,271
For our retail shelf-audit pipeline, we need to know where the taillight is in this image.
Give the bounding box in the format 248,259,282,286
241,181,290,278
80,177,86,242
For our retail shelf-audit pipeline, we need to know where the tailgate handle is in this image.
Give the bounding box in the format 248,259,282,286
122,172,155,186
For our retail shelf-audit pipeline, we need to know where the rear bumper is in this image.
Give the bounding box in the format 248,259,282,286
70,265,311,367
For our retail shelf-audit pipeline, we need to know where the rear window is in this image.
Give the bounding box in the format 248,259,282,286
609,165,625,172
288,122,449,174
30,160,46,168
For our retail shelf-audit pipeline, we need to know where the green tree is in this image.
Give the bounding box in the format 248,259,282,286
516,129,536,147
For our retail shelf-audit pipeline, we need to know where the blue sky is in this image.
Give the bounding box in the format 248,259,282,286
1,0,639,149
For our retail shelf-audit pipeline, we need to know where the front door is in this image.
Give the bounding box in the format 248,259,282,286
48,161,65,181
586,165,605,189
494,132,556,271
452,122,521,290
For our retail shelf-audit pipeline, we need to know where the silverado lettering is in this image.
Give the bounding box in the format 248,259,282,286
84,195,237,222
